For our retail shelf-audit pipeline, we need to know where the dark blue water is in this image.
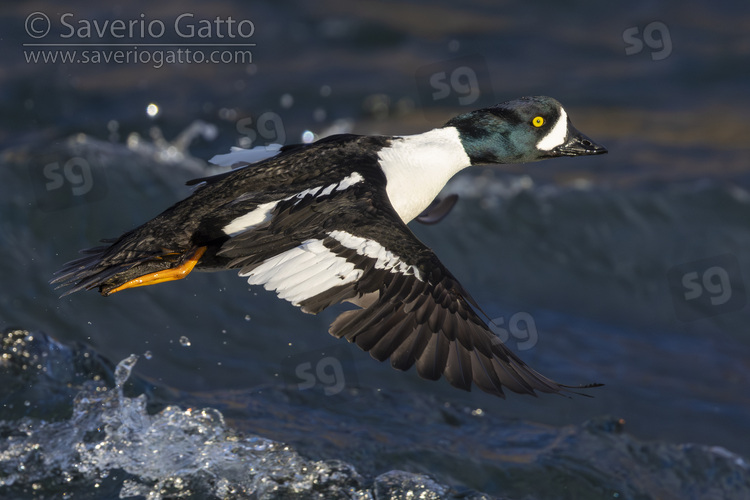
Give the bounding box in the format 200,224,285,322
1,1,750,498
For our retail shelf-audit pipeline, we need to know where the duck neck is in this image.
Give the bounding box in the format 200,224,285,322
378,127,471,223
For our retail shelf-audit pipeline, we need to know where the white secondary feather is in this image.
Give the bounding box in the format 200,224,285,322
261,249,322,287
536,108,568,151
267,253,339,291
241,239,363,306
292,185,323,202
209,144,283,168
378,128,471,223
319,183,336,197
329,230,422,279
222,200,279,236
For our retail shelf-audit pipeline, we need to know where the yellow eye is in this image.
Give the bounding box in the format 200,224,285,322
532,116,545,127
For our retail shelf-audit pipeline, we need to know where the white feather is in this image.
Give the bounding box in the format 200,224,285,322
329,230,421,279
242,239,362,306
271,253,340,292
222,200,279,236
291,185,323,203
222,172,366,236
336,172,364,191
209,144,283,167
261,249,322,288
319,183,337,197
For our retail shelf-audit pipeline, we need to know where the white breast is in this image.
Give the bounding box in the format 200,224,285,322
378,127,471,223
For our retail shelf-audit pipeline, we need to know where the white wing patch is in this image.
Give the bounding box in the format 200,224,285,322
241,239,363,306
329,230,422,280
209,144,283,168
222,200,279,236
222,172,365,236
304,171,365,201
223,172,366,236
318,183,336,197
291,185,323,201
336,172,364,191
536,108,568,151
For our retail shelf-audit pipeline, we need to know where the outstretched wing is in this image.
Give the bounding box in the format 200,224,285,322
218,168,590,398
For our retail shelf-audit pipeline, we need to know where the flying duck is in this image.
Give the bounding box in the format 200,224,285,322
53,96,607,398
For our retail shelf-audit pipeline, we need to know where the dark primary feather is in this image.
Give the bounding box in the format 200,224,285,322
218,176,592,397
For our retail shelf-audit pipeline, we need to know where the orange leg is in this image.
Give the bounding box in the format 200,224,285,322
108,246,207,294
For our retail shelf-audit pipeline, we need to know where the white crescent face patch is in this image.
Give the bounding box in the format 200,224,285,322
536,108,568,151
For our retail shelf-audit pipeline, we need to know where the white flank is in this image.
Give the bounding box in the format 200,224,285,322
536,108,568,151
329,230,422,280
222,201,279,236
378,127,471,223
209,144,283,168
241,239,363,306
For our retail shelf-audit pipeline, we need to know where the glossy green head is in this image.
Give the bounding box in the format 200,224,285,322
445,96,607,165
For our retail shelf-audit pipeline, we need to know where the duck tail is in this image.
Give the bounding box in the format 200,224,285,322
51,238,160,297
52,232,208,297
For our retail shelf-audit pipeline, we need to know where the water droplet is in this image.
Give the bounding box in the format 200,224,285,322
126,132,140,149
280,93,293,109
143,350,153,360
218,107,237,121
114,355,139,388
244,315,252,321
320,85,332,97
146,103,159,117
179,336,191,347
301,130,315,143
312,108,326,122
